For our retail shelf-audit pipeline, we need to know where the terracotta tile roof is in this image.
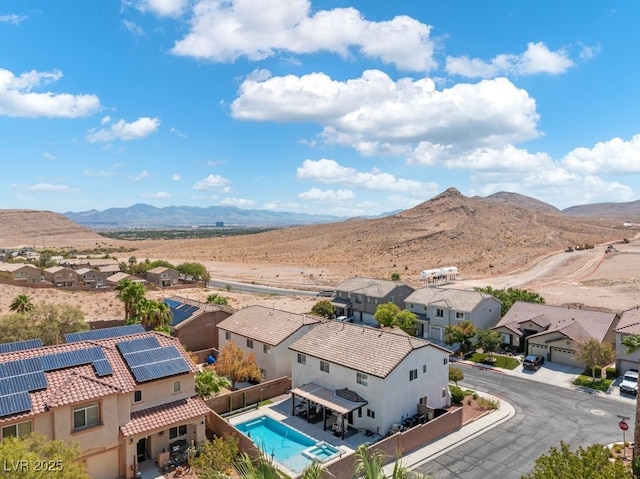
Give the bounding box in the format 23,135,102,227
120,396,210,437
0,331,197,425
493,302,618,343
290,321,451,379
405,287,500,312
218,305,321,346
335,277,412,298
615,307,640,335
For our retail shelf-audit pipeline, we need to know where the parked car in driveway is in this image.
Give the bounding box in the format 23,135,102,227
523,355,545,370
336,315,354,322
620,369,639,396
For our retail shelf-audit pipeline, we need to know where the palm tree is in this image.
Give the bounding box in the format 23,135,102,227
234,452,281,479
154,301,172,329
301,462,332,479
115,280,146,321
195,369,231,399
9,294,34,314
621,333,640,475
353,445,429,479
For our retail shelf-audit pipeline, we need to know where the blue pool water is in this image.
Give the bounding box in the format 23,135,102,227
235,416,339,473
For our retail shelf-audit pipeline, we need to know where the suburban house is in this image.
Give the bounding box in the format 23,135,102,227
43,266,78,287
331,277,415,326
76,267,110,288
217,306,321,380
0,325,209,479
99,264,122,275
61,258,121,270
163,296,236,352
613,306,640,373
405,287,501,342
289,322,452,437
147,267,180,287
106,272,146,287
492,302,620,368
0,263,41,283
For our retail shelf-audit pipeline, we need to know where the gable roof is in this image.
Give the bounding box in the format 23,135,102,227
493,302,618,343
290,321,450,379
147,266,176,274
405,286,500,312
0,330,197,424
614,306,640,335
0,263,39,273
335,277,412,298
218,305,320,346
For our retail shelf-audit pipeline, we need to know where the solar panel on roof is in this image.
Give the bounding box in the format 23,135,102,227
121,345,182,368
64,324,146,343
116,336,161,355
0,339,43,354
0,391,32,417
41,347,108,372
130,357,191,382
93,359,113,377
0,372,47,395
0,357,44,377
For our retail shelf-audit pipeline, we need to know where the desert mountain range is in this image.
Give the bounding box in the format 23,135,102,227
1,188,638,284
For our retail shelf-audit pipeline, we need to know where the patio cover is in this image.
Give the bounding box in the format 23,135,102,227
290,383,367,415
330,298,351,308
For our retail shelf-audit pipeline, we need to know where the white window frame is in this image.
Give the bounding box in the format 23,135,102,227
1,421,31,439
246,338,253,349
134,390,143,403
320,360,330,373
297,353,306,365
169,424,187,440
263,344,271,354
73,403,100,430
356,372,368,386
409,369,418,381
436,308,444,317
173,380,181,393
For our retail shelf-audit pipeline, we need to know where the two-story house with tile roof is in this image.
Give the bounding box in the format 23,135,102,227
613,306,640,373
163,296,236,352
76,267,110,288
0,325,209,479
0,263,41,283
492,302,620,368
147,267,180,287
331,277,415,326
217,306,321,380
405,287,502,342
289,322,452,437
43,266,78,287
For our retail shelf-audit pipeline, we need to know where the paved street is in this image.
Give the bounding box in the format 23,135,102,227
414,363,636,479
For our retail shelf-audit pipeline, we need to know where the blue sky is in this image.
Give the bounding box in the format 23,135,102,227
1,1,639,216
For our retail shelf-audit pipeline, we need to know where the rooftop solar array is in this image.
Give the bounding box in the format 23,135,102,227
116,336,190,383
0,339,44,354
0,347,114,418
64,324,146,343
165,300,199,326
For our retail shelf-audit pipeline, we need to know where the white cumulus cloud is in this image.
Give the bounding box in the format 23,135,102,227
10,183,78,193
219,197,256,207
298,188,354,202
142,191,172,198
134,0,188,16
86,117,160,142
561,134,640,174
446,42,574,78
0,68,100,118
171,0,436,71
193,174,231,190
0,14,28,25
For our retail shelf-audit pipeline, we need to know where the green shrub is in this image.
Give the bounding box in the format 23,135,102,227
476,396,500,410
449,385,465,404
582,366,602,378
606,367,617,379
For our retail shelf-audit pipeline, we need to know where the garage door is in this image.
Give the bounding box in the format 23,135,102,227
85,448,120,479
429,326,443,341
550,347,582,368
361,312,378,327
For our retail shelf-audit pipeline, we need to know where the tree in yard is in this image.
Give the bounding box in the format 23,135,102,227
374,302,400,327
214,341,263,388
444,320,477,354
177,262,208,283
449,366,464,386
311,300,336,318
0,433,90,479
621,333,640,476
195,369,232,399
207,293,229,306
115,279,147,321
477,329,501,358
474,286,545,316
191,434,239,479
352,444,429,478
9,294,34,313
395,309,418,336
575,338,613,381
234,451,281,479
522,441,631,479
31,303,89,346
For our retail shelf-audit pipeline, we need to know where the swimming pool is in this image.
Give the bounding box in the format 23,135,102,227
235,416,340,473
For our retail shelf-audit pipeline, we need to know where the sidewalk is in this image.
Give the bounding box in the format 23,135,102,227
383,392,515,475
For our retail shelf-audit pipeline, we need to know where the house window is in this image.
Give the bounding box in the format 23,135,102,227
2,421,31,439
436,308,444,317
246,338,253,349
374,298,378,305
169,425,187,439
320,361,330,373
443,358,448,365
356,372,368,386
134,390,142,403
358,408,362,418
367,297,371,303
263,344,271,354
455,312,464,319
356,295,362,303
297,353,306,365
390,296,395,303
409,369,418,381
225,331,231,340
366,409,375,419
173,380,181,393
422,365,427,374
73,403,99,430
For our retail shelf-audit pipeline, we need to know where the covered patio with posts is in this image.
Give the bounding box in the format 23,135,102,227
290,383,367,440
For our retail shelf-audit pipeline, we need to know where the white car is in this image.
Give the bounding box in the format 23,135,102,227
620,369,638,396
336,315,353,322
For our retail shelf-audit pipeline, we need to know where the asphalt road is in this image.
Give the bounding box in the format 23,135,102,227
414,363,636,479
207,278,317,296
